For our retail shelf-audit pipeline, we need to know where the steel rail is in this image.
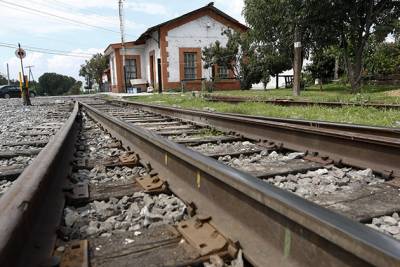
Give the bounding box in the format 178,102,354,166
82,102,400,267
0,102,79,266
204,95,400,110
221,112,400,139
111,98,400,138
106,99,400,178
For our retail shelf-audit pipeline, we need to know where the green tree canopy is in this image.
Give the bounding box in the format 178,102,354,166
253,43,292,88
202,30,263,89
79,53,109,87
244,0,338,95
305,48,339,83
38,73,78,96
244,0,400,93
0,74,7,85
331,1,400,92
365,42,400,76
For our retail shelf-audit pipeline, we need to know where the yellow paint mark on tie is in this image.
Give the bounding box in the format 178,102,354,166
284,228,291,258
196,171,201,189
164,153,168,166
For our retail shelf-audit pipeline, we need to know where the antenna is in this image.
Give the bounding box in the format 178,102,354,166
118,0,127,93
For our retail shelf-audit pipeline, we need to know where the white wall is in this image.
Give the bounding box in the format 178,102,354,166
122,45,146,81
252,59,311,89
166,16,231,82
109,53,116,86
144,31,160,85
252,69,294,90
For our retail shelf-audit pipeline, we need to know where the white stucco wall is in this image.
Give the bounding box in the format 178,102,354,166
166,16,231,82
252,70,294,90
122,45,146,81
252,59,311,89
109,53,117,86
144,31,161,85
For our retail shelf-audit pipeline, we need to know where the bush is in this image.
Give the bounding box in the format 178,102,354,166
365,42,400,76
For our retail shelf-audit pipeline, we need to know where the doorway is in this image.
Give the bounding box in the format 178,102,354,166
150,55,155,87
157,58,162,93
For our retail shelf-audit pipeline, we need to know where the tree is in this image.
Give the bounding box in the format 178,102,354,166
38,73,78,96
365,42,400,76
253,44,292,89
202,30,263,89
331,1,400,92
305,48,339,90
79,53,108,88
0,74,7,85
67,81,82,95
244,0,338,96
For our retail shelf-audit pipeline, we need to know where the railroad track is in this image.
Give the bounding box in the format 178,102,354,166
203,94,400,110
0,99,399,266
106,99,400,177
0,98,74,196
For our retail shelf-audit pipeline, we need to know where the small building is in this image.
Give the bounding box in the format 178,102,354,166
104,2,248,93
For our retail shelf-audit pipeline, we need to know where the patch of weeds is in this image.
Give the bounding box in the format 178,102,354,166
191,127,224,137
124,92,400,127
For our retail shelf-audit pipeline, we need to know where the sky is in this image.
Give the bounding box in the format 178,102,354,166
0,0,245,81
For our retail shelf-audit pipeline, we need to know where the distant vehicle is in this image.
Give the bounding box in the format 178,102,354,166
0,85,36,98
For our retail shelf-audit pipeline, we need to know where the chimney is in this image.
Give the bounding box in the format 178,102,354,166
208,2,214,7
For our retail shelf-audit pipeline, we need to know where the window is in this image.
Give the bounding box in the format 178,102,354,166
184,52,196,80
219,65,229,79
126,59,137,80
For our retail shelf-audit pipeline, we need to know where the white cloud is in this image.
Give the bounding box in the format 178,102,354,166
23,0,169,15
126,2,168,15
0,0,144,35
215,0,245,24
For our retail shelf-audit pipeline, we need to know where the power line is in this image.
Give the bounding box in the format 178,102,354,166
0,43,93,58
0,0,126,36
36,0,119,27
0,42,95,56
0,44,92,58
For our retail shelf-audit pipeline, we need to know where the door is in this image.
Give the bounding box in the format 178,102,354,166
157,58,162,93
150,55,155,87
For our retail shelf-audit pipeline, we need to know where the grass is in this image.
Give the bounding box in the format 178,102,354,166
209,83,400,104
124,91,400,127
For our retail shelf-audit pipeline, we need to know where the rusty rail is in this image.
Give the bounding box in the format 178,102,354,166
81,102,400,267
204,94,400,110
0,102,79,266
107,98,400,139
106,99,400,178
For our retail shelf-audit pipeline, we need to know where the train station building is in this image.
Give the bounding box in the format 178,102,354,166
104,2,248,93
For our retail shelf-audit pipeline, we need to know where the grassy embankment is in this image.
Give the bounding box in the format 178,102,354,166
211,83,400,104
125,84,400,127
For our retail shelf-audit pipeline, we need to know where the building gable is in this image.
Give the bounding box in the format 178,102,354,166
137,2,247,43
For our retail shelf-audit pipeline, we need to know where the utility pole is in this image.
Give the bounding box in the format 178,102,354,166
118,0,128,93
25,65,35,95
6,63,10,85
293,25,302,97
25,65,35,83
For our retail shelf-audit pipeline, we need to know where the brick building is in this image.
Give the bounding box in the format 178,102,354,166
104,2,248,93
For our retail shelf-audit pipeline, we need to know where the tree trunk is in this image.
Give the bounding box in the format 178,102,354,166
276,75,279,89
318,79,323,91
334,56,339,80
346,57,363,93
342,44,362,93
293,25,302,96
